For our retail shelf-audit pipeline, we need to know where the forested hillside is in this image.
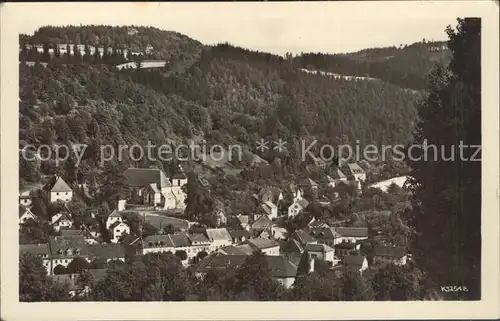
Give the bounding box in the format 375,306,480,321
295,41,451,90
19,25,425,201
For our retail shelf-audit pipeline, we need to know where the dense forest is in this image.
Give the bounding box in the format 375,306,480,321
295,41,450,90
19,30,422,202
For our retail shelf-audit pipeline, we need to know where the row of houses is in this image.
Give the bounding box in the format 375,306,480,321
21,43,153,58
20,235,126,275
249,163,367,220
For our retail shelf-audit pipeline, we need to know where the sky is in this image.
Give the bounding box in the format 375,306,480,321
4,2,490,55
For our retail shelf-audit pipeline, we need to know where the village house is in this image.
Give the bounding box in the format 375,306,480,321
123,166,187,210
109,220,130,244
51,204,74,232
196,253,298,288
287,198,309,218
320,175,337,188
298,178,319,194
187,233,212,257
235,214,250,231
250,214,272,235
247,238,280,256
43,175,73,203
20,243,52,274
142,235,175,255
270,225,288,241
87,243,126,263
343,255,369,274
305,243,336,263
48,235,89,275
373,245,408,266
334,242,361,258
261,201,278,220
168,234,192,259
19,190,32,207
205,228,233,251
290,229,318,246
308,217,330,229
309,227,343,247
335,227,369,243
105,210,123,230
19,205,38,225
228,229,252,244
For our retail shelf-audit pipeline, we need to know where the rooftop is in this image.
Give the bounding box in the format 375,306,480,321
247,238,279,250
123,167,170,188
335,227,368,238
206,228,232,242
374,245,407,258
43,175,72,192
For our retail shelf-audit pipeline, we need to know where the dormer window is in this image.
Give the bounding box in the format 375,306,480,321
159,241,164,246
66,249,72,256
57,249,63,255
148,242,153,247
75,249,80,255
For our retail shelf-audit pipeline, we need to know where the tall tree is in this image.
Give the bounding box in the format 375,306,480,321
406,18,481,299
19,253,70,301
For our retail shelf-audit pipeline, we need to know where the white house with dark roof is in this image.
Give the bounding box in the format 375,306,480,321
43,175,73,203
309,227,343,247
373,245,408,266
288,198,309,218
19,205,38,225
344,255,369,274
48,235,88,274
345,163,366,182
20,243,51,274
205,228,233,250
196,253,298,288
261,201,278,220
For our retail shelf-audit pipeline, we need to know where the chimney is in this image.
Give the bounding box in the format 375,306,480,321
117,200,126,212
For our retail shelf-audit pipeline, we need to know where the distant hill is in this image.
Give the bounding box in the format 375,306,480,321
294,41,450,90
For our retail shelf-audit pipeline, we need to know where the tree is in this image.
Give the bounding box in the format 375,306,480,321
163,224,179,235
234,251,283,300
175,250,187,261
66,257,91,274
406,18,481,299
369,264,425,300
196,250,208,261
53,264,67,275
296,250,311,278
20,253,70,301
339,272,374,301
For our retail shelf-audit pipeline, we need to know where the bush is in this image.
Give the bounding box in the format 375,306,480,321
175,250,187,261
53,264,67,275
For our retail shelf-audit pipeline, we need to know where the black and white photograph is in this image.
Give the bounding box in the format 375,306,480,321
1,1,499,320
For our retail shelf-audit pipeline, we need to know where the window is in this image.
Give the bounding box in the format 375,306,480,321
116,229,120,233
56,192,59,196
65,192,68,195
177,180,181,186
